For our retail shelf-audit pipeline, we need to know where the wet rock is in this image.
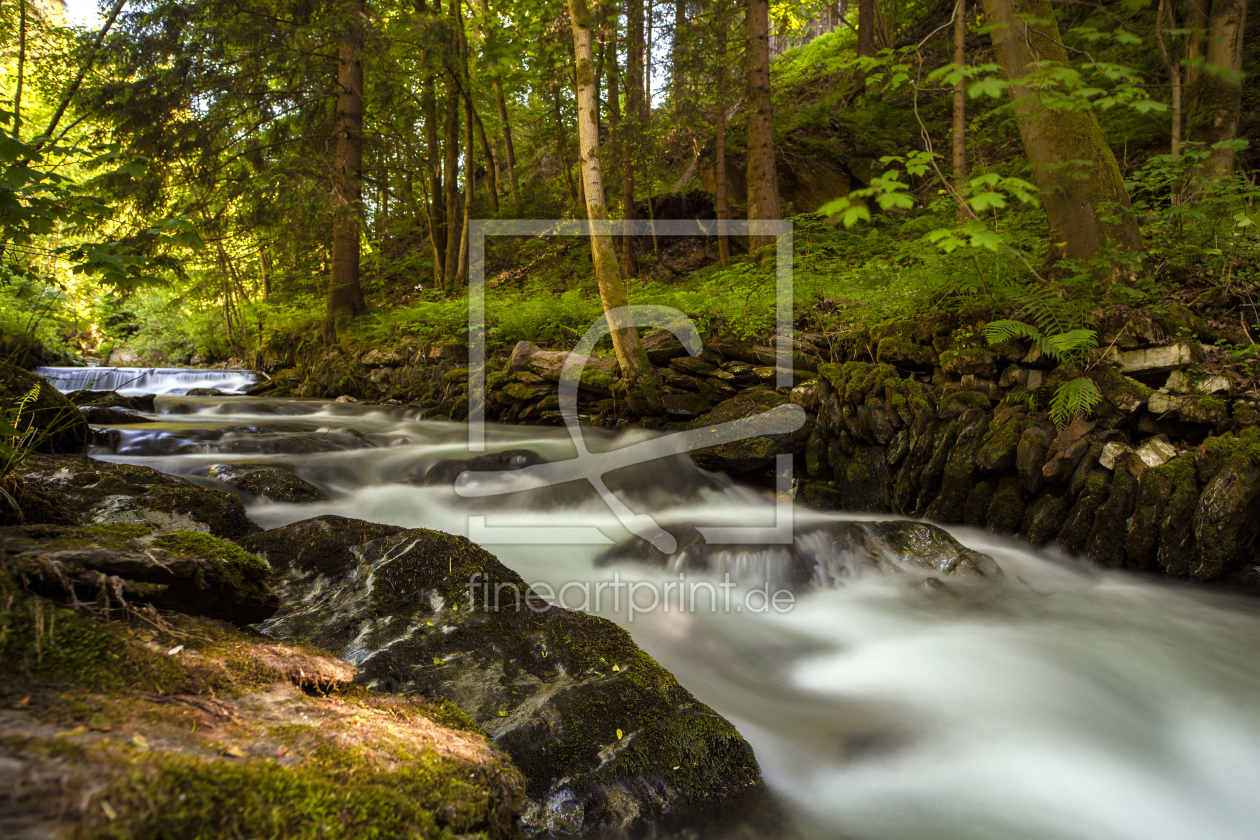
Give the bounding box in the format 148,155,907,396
986,474,1027,533
1118,343,1203,375
937,390,991,419
923,409,989,524
238,514,404,576
0,523,277,623
0,362,89,454
206,465,327,503
185,387,228,396
1086,452,1144,566
661,388,713,417
1190,433,1260,581
80,406,155,425
597,519,1001,587
641,329,691,365
975,406,1027,474
67,390,157,412
252,518,762,833
8,454,255,538
1022,492,1067,546
1155,455,1201,576
669,355,720,377
415,449,548,487
834,446,893,513
688,389,811,475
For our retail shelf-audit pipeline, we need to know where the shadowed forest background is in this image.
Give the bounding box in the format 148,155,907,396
1,0,1257,408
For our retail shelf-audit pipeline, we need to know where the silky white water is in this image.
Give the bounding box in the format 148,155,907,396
86,388,1260,840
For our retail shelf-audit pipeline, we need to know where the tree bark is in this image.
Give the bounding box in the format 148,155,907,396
979,0,1142,266
567,0,661,414
1184,0,1247,177
745,0,781,255
13,0,25,140
417,0,446,285
952,0,966,183
623,0,644,278
443,78,461,290
856,0,875,89
474,0,508,206
1155,0,1183,158
456,0,474,283
324,0,369,345
716,0,731,265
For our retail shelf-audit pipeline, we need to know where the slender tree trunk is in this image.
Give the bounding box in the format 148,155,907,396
1185,0,1247,177
457,1,474,282
475,0,515,203
745,0,781,254
551,82,577,201
443,82,461,291
567,0,661,414
715,0,731,265
607,24,628,263
644,1,659,258
13,0,25,140
418,29,445,282
856,0,875,89
1155,0,1183,158
673,0,688,114
623,0,644,278
324,0,369,345
952,0,966,183
259,245,271,301
979,0,1142,265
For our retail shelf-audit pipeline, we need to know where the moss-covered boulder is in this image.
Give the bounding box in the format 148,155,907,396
1,522,277,624
0,361,89,454
687,388,811,475
1190,428,1260,581
207,464,327,503
6,454,255,537
243,516,763,834
0,588,523,839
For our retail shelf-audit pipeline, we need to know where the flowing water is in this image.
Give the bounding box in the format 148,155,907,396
34,365,257,395
64,378,1260,840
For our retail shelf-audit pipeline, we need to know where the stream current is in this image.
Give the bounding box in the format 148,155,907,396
67,380,1260,840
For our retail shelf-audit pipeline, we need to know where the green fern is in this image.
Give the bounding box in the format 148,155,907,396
1048,377,1102,430
982,320,1097,365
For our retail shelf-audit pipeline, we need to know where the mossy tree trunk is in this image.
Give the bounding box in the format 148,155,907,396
979,0,1142,266
744,0,781,255
324,0,368,345
1184,0,1247,178
567,0,661,414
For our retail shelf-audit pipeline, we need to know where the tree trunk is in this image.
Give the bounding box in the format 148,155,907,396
979,0,1142,266
443,79,461,291
952,0,966,184
1155,0,1183,158
324,0,368,345
567,0,661,414
456,0,474,283
856,0,875,89
745,0,781,255
623,0,644,278
716,0,731,266
472,106,498,212
417,2,446,285
1185,0,1246,177
13,0,25,140
474,0,509,206
259,245,271,301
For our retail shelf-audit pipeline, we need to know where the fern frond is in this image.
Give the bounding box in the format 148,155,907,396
1048,377,1101,430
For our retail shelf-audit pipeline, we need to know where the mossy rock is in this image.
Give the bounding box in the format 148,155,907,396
1,523,277,624
207,465,327,503
875,338,936,374
250,517,763,833
1189,428,1260,581
0,362,89,454
0,590,523,839
687,389,811,475
7,454,255,538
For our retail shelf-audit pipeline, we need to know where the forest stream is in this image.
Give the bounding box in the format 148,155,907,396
32,366,1260,840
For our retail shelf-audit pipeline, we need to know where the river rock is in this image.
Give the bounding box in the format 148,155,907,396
6,454,255,537
206,464,327,502
80,405,155,425
1041,418,1095,484
0,522,277,623
688,389,812,475
244,516,762,833
67,390,157,412
415,449,548,487
0,362,89,454
596,519,1001,588
642,328,691,365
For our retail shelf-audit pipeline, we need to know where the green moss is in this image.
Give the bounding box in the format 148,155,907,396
442,367,470,383
153,531,271,589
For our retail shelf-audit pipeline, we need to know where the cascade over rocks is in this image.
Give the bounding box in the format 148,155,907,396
240,515,763,835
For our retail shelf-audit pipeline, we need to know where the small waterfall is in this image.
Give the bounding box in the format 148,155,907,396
34,366,257,395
